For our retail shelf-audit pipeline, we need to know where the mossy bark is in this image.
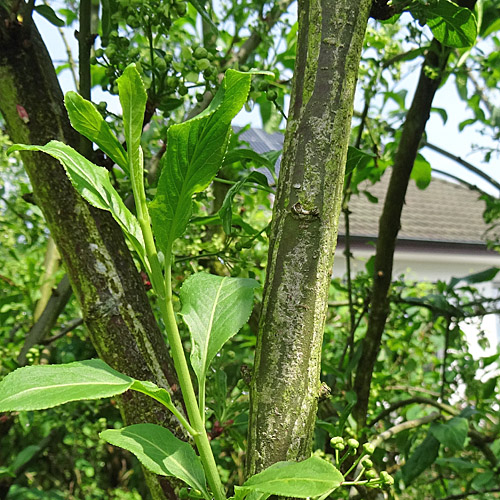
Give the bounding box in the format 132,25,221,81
246,0,371,475
0,6,180,499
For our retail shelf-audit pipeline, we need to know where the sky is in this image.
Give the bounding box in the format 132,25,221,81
34,5,500,196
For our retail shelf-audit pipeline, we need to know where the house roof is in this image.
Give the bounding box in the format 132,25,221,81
235,127,494,249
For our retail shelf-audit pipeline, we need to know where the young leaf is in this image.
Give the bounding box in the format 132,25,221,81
180,273,258,384
131,380,177,415
237,456,343,498
150,70,252,255
116,64,147,180
101,424,209,498
7,141,146,264
64,91,128,173
430,417,468,452
0,359,133,411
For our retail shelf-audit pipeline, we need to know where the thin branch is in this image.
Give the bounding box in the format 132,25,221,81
17,275,73,366
432,168,490,196
41,317,84,345
370,412,442,449
386,385,440,397
440,489,500,500
440,317,452,402
424,141,500,193
369,396,458,427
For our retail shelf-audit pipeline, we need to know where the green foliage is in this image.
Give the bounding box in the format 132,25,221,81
101,424,209,496
236,457,343,498
65,91,128,173
149,70,252,256
180,273,259,389
0,359,132,411
7,141,147,267
1,1,499,499
401,434,440,485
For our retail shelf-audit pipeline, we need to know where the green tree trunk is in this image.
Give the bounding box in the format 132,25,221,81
0,6,180,499
246,0,372,475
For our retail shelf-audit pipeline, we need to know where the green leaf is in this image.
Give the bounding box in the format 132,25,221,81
101,424,208,497
411,154,431,189
117,64,148,179
471,470,495,490
180,273,258,384
402,434,440,485
424,1,478,48
222,148,277,170
218,171,269,234
7,141,146,264
0,359,133,411
430,417,468,451
64,92,128,173
10,445,42,472
345,146,375,178
131,380,177,415
432,107,448,124
150,70,252,255
237,457,343,498
448,267,499,289
34,4,65,27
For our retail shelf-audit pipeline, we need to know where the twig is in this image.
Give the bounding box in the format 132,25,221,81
368,396,458,427
440,488,500,500
17,275,73,366
424,141,500,193
370,411,442,449
41,317,84,345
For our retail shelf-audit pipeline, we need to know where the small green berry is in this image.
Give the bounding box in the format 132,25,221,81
365,469,378,480
193,47,208,59
330,436,344,446
196,58,211,71
361,458,373,469
380,471,394,485
363,443,375,455
347,438,359,449
178,85,188,96
266,89,278,101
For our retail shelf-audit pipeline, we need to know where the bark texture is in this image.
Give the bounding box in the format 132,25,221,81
246,0,371,475
0,6,180,499
352,40,451,427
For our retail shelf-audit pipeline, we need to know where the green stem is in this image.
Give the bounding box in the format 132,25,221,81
161,261,225,500
130,148,225,500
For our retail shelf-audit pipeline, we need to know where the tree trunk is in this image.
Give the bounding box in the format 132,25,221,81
0,6,180,499
246,0,371,475
352,39,451,427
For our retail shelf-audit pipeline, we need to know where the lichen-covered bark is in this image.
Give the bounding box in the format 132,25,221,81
246,0,371,475
352,40,451,427
0,6,180,499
